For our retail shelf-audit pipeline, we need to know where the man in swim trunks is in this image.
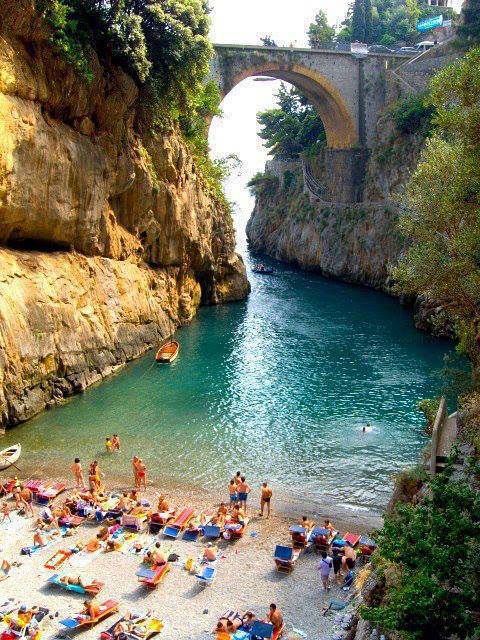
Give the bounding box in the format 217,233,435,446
267,604,284,632
237,477,251,512
111,435,121,451
260,482,273,518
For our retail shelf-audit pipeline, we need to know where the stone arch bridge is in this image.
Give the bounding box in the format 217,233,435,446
209,44,410,203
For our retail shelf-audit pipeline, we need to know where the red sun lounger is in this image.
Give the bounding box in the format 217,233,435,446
343,532,361,547
136,563,170,588
59,599,119,629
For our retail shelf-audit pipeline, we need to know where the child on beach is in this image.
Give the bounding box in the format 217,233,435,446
72,458,85,489
319,551,333,591
1,501,11,522
228,479,237,505
105,438,113,453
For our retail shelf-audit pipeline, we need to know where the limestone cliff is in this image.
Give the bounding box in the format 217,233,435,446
0,0,249,427
246,156,407,291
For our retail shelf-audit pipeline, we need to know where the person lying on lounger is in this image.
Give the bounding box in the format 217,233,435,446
241,612,256,630
203,543,218,562
59,575,87,588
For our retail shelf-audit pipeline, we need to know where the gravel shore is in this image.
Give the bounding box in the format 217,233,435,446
0,478,379,640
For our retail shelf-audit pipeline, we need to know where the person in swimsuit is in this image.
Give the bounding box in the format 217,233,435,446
260,481,272,518
72,458,85,489
267,604,284,632
111,434,121,451
237,477,251,512
228,479,237,505
137,459,147,490
132,456,139,488
19,485,34,517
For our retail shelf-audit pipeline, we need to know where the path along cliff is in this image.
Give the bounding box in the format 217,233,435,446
0,1,249,428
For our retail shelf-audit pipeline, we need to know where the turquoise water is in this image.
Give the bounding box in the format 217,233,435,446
1,250,453,515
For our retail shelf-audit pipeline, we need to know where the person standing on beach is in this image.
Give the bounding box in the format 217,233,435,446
319,551,333,591
228,479,237,506
19,484,34,518
132,456,139,488
112,434,121,451
237,476,251,513
259,481,273,518
72,458,85,489
137,459,147,490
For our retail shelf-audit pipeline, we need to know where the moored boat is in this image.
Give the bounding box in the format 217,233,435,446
155,341,179,363
0,444,21,471
252,264,274,275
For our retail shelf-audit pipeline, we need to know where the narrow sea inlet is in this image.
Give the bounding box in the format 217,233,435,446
3,254,452,518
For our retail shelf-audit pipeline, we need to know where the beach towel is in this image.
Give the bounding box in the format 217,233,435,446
21,527,68,556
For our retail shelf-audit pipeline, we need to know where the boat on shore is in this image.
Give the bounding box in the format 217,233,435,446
252,264,274,275
0,443,21,470
155,341,180,364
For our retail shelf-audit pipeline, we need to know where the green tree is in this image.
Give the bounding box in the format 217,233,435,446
392,49,480,361
351,0,367,41
405,0,421,28
256,84,327,159
36,0,213,128
260,34,277,46
362,462,480,639
307,9,335,48
457,0,480,47
364,0,373,42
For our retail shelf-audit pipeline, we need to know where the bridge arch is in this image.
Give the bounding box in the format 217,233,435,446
215,62,359,150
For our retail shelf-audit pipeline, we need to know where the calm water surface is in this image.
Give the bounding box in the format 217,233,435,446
2,241,453,516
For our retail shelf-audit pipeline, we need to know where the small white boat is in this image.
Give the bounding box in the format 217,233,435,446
0,444,21,470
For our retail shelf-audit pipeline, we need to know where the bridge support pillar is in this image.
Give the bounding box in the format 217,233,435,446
304,148,370,203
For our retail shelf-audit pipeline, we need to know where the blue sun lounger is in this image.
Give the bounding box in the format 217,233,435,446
204,524,221,539
163,525,181,539
273,544,298,572
195,564,216,586
183,529,199,542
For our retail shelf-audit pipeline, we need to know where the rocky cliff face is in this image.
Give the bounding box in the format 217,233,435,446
246,158,406,291
246,101,428,292
0,0,249,427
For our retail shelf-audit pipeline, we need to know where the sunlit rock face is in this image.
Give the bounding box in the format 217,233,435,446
0,0,249,427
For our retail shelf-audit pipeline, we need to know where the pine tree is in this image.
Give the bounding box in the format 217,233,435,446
351,0,366,42
457,0,480,46
364,0,373,43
